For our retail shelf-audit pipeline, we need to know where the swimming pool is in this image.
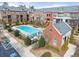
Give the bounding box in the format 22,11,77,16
16,25,41,35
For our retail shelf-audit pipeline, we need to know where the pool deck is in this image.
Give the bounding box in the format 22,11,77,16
3,30,36,57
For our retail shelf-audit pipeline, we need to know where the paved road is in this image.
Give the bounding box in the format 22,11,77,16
64,43,77,57
3,30,35,57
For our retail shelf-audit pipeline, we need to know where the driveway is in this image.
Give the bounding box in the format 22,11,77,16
64,43,77,57
3,30,35,57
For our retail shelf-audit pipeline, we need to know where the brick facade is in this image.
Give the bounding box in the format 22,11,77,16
0,11,28,24
43,22,62,48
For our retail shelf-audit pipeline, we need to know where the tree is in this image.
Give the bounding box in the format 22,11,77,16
70,29,74,43
62,39,68,50
29,6,35,11
7,27,12,32
3,22,8,29
23,36,31,46
29,6,34,9
18,5,26,11
13,30,20,37
3,22,11,29
2,2,9,9
38,36,45,48
2,2,8,6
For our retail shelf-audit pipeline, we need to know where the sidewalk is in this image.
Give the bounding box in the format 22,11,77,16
64,43,77,57
3,30,35,57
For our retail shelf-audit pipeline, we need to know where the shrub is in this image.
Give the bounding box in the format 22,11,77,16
3,23,10,29
23,36,31,46
38,36,45,48
7,27,12,32
13,30,20,37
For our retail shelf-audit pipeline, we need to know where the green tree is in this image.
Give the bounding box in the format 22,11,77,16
13,30,20,37
18,5,26,10
3,23,8,29
70,29,74,43
7,27,12,32
3,2,8,6
23,36,31,46
3,23,11,29
29,6,35,11
2,2,9,8
29,6,34,9
38,36,45,48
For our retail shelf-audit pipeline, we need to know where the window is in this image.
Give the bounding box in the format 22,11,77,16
47,14,51,16
66,19,68,22
56,19,60,23
47,19,49,20
26,14,29,21
47,14,49,16
2,16,7,18
53,38,58,46
3,11,6,14
16,15,19,20
49,29,52,32
64,37,66,41
8,15,12,20
49,14,51,16
33,16,34,20
20,15,23,22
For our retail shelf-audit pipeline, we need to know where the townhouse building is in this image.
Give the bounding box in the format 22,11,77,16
0,4,32,24
38,6,79,28
43,18,71,49
29,11,53,24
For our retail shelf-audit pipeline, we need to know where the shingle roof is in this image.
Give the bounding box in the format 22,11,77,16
54,22,71,36
0,6,28,12
37,6,79,12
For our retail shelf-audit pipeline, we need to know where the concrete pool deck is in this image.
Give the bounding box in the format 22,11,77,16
3,30,36,57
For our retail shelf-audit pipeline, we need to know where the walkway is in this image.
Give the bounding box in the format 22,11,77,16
3,30,35,57
64,43,77,57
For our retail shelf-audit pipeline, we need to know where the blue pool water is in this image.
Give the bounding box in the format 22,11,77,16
16,25,40,35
